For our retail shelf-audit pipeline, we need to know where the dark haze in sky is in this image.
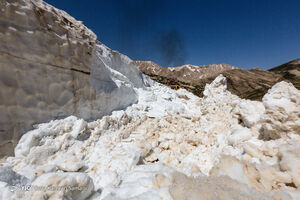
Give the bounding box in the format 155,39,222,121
158,30,187,66
46,0,300,69
113,0,187,66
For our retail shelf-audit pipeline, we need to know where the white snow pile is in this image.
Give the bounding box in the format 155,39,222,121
0,74,300,199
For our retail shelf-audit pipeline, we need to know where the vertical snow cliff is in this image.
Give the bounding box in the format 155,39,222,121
0,0,145,156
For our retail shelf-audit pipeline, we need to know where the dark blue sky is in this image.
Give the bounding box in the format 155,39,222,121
46,0,300,69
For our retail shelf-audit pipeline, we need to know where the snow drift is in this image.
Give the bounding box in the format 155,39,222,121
0,74,300,199
0,0,146,156
1,0,300,200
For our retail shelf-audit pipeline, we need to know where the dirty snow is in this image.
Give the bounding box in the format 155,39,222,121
0,74,299,199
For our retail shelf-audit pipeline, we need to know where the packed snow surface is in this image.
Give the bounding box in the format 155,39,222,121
0,75,300,199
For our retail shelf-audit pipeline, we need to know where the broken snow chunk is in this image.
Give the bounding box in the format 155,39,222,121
228,125,252,146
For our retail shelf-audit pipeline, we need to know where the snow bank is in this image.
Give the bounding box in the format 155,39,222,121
0,0,146,157
1,74,299,199
2,0,300,199
24,172,94,200
261,81,300,139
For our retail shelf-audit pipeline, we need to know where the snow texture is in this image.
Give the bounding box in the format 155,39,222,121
1,1,300,199
1,71,300,199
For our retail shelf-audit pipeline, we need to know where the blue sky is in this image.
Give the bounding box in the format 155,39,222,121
46,0,300,69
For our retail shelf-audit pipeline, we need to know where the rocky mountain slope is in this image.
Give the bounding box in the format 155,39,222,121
269,59,300,89
135,59,300,100
135,61,238,83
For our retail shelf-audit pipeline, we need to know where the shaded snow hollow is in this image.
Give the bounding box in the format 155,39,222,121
0,73,299,199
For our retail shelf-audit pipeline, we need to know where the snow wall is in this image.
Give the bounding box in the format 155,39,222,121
0,0,147,156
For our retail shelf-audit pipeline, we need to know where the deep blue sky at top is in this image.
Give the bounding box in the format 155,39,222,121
46,0,300,69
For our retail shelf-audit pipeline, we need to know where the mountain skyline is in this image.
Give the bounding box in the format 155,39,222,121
46,0,300,69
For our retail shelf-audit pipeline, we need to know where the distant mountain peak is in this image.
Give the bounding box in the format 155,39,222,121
135,61,238,84
135,59,300,100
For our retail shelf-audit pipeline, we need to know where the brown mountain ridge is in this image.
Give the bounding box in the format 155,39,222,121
134,59,300,100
